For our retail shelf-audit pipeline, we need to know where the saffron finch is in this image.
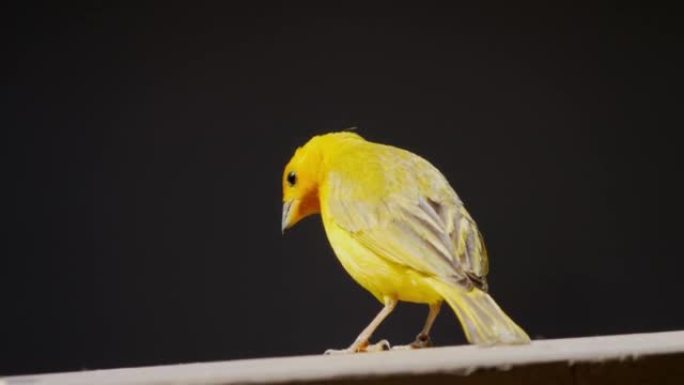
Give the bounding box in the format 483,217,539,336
281,131,530,353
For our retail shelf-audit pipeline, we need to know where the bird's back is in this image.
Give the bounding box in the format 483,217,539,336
317,133,489,290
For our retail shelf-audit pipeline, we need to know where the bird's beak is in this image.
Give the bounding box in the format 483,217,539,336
281,200,294,234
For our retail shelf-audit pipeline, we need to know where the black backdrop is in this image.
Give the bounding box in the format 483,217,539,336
3,2,683,376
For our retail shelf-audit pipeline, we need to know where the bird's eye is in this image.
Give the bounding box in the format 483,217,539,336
287,171,297,186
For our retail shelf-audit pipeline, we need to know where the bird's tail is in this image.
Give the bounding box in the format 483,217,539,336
428,278,530,345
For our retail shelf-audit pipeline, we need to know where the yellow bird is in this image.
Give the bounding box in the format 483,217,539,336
281,131,529,353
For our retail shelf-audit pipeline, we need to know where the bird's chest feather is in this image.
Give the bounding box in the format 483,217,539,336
320,212,441,304
321,217,387,298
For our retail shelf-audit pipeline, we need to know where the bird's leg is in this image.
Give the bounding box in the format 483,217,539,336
325,297,397,354
393,302,442,350
412,302,441,348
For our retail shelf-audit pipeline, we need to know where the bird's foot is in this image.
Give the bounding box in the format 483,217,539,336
324,339,391,355
392,333,432,350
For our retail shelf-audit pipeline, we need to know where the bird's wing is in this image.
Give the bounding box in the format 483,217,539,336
324,146,488,288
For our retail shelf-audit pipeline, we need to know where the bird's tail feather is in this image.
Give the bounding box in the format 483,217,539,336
428,278,530,345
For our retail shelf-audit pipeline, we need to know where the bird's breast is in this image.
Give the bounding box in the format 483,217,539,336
320,213,443,304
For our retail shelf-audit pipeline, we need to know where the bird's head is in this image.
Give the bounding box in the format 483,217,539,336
281,131,363,233
281,136,325,233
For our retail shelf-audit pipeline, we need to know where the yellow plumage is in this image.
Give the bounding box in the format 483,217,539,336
282,132,529,352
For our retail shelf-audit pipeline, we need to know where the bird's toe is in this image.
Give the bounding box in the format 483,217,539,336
411,333,432,348
391,333,433,350
365,339,391,352
324,348,354,355
324,339,391,354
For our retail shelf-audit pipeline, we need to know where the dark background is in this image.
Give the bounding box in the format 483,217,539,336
3,2,682,376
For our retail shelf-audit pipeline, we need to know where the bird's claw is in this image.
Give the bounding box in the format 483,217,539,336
324,339,391,354
366,339,391,352
391,333,432,350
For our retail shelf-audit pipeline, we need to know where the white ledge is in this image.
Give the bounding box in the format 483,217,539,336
4,330,684,385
